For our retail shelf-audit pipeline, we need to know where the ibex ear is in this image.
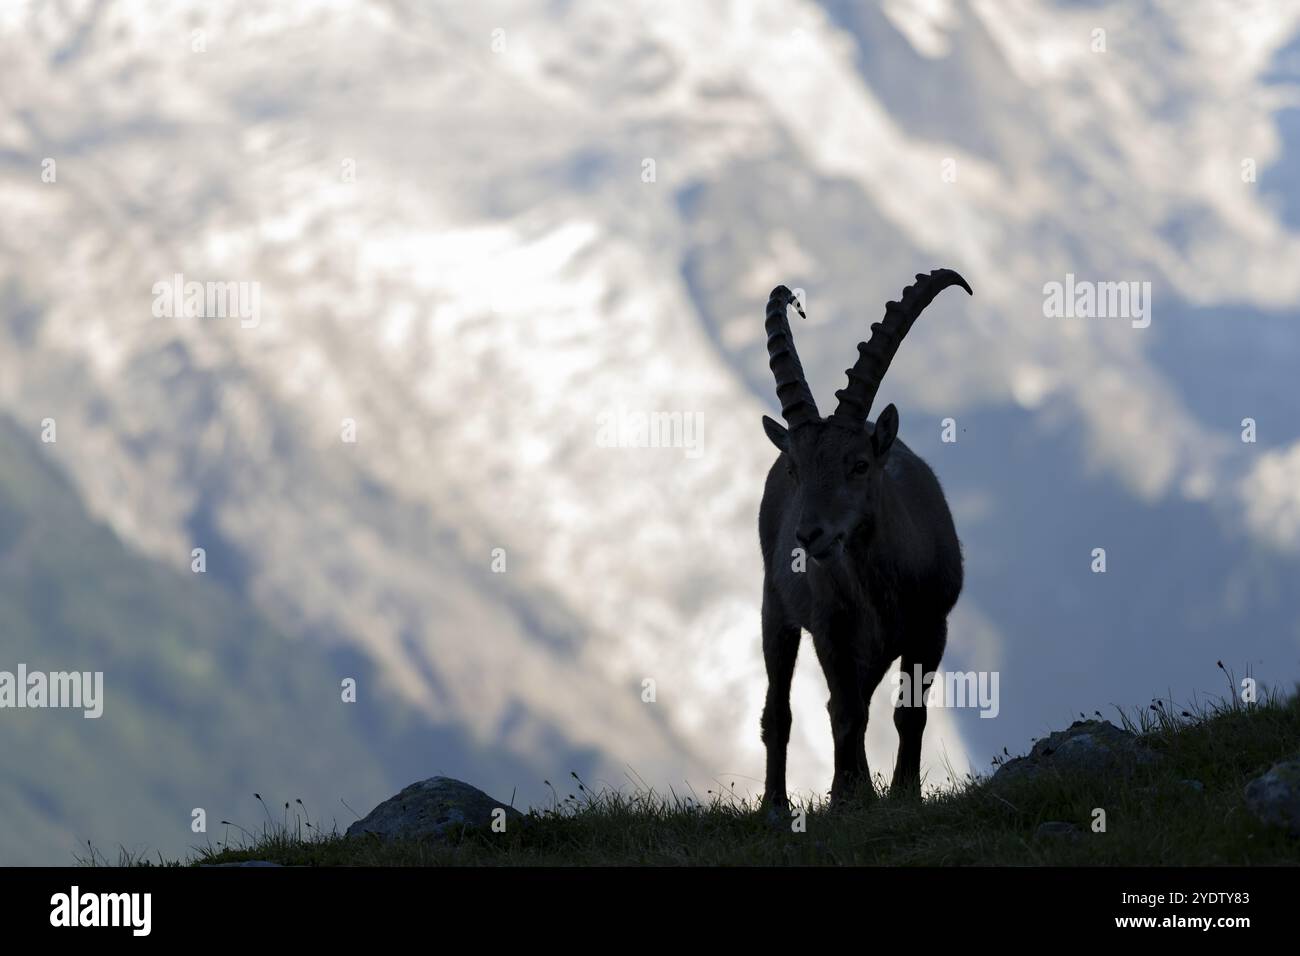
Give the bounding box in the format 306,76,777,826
762,415,789,453
872,404,899,458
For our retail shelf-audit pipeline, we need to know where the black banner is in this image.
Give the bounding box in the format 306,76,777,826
0,865,1283,941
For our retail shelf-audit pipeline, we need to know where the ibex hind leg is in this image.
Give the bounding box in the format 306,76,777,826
890,618,948,799
760,587,800,813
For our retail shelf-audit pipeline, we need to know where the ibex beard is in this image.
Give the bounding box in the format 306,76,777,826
757,270,971,809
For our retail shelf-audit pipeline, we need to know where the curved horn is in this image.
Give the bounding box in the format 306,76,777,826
765,286,820,430
830,268,972,427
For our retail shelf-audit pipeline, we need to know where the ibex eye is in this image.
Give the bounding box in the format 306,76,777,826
853,460,870,475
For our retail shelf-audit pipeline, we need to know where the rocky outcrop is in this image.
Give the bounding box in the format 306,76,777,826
991,719,1164,788
346,776,523,841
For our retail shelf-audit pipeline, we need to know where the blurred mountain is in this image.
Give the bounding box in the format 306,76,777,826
1,0,1299,863
0,414,624,864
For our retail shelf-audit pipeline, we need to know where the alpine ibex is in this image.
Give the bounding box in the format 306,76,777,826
757,269,971,807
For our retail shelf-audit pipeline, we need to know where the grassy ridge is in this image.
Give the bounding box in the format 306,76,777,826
161,685,1300,866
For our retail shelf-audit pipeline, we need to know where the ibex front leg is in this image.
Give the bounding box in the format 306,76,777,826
812,627,871,805
760,586,800,812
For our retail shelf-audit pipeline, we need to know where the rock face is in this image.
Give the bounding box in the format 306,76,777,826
992,720,1163,788
1244,758,1300,835
346,777,522,841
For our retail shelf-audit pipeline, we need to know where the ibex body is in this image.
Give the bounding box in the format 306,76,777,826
757,270,970,807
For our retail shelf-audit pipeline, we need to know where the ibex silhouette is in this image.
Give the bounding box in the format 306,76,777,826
757,270,971,807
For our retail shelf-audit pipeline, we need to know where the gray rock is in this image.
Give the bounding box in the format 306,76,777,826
1244,758,1300,835
992,720,1163,788
1034,821,1081,841
345,776,522,842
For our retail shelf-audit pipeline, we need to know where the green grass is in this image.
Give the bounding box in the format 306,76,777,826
115,679,1300,866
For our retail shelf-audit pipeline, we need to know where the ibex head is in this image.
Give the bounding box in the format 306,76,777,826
761,270,972,562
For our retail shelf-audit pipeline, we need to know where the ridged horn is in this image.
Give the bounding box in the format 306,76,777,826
830,268,972,427
765,286,820,430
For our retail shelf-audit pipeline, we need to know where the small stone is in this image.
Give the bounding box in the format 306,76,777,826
201,860,283,867
1034,821,1081,841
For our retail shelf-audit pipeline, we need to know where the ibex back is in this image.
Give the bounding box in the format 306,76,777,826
757,270,970,807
